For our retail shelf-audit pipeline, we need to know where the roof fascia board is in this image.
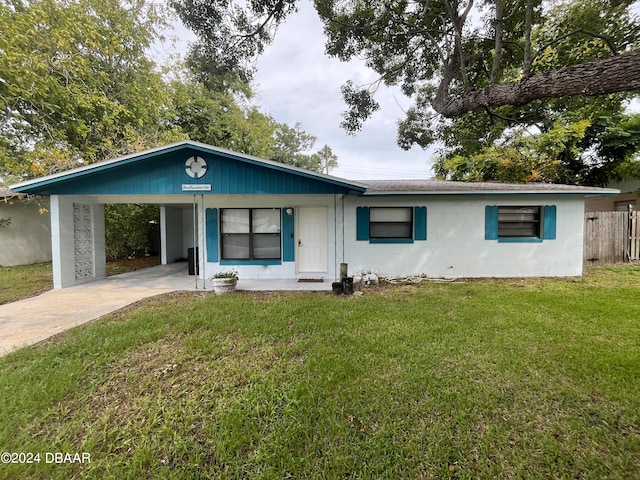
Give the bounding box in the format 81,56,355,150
361,189,621,197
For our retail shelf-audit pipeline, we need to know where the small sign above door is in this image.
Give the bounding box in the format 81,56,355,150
182,184,212,192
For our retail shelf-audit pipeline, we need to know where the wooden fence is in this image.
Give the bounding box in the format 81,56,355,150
631,211,640,261
584,211,640,264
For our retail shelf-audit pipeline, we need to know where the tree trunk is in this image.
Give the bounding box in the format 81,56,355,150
433,50,640,118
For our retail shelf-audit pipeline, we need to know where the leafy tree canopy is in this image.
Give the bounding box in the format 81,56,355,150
269,123,338,173
105,204,159,260
168,76,276,158
0,0,183,180
170,0,640,184
0,0,338,181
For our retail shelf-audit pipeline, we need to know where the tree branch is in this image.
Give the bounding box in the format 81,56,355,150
523,0,534,76
491,0,504,84
444,0,474,91
433,49,640,118
235,0,287,39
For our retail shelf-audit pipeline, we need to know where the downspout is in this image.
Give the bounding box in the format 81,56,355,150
333,193,346,280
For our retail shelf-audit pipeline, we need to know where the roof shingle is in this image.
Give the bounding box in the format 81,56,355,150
359,179,618,195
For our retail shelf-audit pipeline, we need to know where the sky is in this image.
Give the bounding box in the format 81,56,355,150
251,2,436,180
157,2,437,181
158,2,639,181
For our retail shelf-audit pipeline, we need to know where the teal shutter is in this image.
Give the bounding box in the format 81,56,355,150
543,205,556,240
282,208,295,261
356,207,369,241
414,206,427,240
206,208,219,262
485,205,499,240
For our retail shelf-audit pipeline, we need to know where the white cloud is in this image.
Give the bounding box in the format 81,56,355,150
253,2,435,180
155,2,437,180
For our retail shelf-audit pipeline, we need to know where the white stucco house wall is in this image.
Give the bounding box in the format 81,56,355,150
0,188,52,267
10,141,617,288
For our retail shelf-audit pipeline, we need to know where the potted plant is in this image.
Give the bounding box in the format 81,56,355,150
210,270,239,294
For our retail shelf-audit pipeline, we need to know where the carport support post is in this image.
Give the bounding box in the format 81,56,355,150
50,195,72,289
193,194,198,289
50,195,105,289
200,193,206,287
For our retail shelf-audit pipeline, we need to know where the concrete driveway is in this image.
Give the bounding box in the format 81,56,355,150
0,263,332,356
0,263,195,356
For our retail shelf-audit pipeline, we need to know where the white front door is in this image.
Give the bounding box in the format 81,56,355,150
297,207,328,273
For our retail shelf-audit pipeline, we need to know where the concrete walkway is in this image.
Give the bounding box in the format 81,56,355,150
0,263,331,356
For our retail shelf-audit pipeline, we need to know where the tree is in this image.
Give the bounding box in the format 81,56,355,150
434,113,640,186
578,113,640,185
269,123,339,173
104,204,159,259
168,77,338,172
0,0,179,179
315,145,339,174
169,77,276,158
433,120,591,183
168,0,297,93
169,0,640,158
320,0,640,135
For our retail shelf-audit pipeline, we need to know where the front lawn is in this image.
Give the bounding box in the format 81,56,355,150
0,267,638,479
0,262,52,305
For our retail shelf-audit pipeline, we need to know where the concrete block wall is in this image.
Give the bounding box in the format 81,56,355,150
0,199,52,266
50,195,106,288
343,195,585,278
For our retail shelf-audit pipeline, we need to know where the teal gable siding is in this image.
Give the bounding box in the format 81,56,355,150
20,146,363,196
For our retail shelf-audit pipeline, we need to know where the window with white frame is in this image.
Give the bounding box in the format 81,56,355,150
369,207,413,239
221,208,281,260
498,206,542,238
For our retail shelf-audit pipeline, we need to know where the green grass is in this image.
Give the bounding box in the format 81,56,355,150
0,267,639,479
0,263,52,304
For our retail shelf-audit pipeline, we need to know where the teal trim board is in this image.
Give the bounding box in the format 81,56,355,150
282,208,295,262
356,207,369,241
485,205,499,240
206,208,219,262
414,206,427,240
